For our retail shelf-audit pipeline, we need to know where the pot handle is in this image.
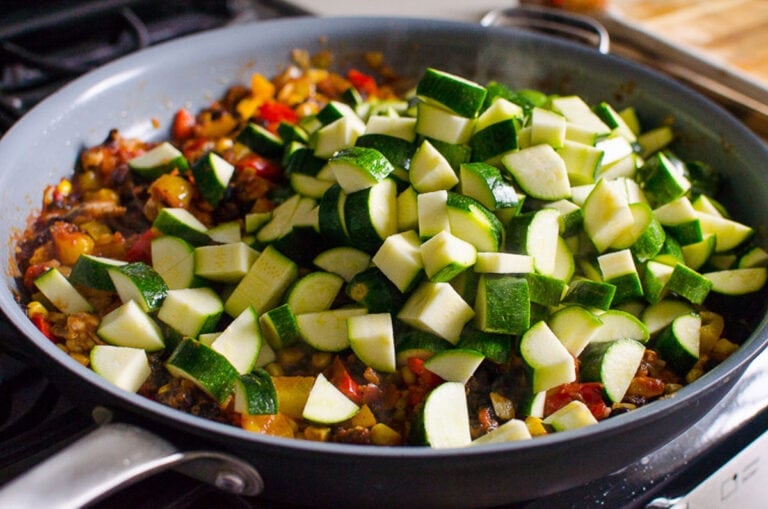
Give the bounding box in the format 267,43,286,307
0,420,264,508
480,4,610,54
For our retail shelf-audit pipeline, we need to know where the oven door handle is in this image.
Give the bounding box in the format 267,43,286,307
0,421,263,508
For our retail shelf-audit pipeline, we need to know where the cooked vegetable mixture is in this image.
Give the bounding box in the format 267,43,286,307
15,49,768,447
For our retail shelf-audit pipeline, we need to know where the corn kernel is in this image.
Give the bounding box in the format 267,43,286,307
85,188,120,204
699,310,725,356
215,138,233,153
400,365,416,385
56,178,72,198
70,352,89,366
77,170,101,192
277,347,305,367
27,301,48,318
311,352,332,370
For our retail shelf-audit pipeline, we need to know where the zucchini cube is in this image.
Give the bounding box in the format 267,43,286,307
372,230,424,293
397,282,475,344
474,274,531,335
157,287,223,338
420,230,477,282
520,321,576,394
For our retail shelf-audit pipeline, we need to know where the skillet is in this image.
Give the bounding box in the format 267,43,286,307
1,15,767,508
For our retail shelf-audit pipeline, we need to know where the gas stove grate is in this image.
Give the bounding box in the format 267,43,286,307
0,352,93,484
0,0,285,133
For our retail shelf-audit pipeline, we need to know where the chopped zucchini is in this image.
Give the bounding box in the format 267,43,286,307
422,348,484,384
153,208,209,246
69,254,127,291
108,262,168,313
211,305,263,374
474,274,530,335
501,144,571,201
34,267,94,314
519,321,576,393
655,313,701,374
166,338,238,403
128,142,188,179
157,287,223,338
580,338,646,403
98,300,165,351
286,271,344,314
411,382,472,448
419,230,477,282
302,373,360,424
347,313,397,373
91,345,151,393
191,151,235,207
233,369,279,415
224,245,298,317
397,281,475,345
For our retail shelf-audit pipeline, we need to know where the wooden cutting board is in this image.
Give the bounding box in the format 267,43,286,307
606,0,768,89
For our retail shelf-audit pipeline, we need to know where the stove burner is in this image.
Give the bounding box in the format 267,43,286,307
0,351,93,484
0,0,279,133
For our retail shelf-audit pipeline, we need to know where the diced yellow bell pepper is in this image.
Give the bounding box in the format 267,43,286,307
370,423,402,446
304,425,332,442
346,404,376,428
241,413,297,438
525,416,548,437
251,73,275,100
271,376,315,420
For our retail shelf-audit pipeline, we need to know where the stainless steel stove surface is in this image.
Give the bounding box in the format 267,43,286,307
2,2,768,508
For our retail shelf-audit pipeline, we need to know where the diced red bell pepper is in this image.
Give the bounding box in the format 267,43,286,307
347,69,378,97
31,313,56,342
257,101,298,132
405,357,444,407
171,108,196,142
544,382,610,420
407,357,443,387
125,228,159,264
235,153,283,183
23,263,54,290
329,357,362,404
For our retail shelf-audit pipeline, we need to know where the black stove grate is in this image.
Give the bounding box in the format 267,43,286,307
0,0,286,133
0,352,93,484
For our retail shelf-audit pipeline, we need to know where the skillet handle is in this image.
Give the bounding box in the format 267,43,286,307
480,4,610,54
0,421,264,508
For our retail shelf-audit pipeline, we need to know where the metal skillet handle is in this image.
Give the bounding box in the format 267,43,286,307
0,420,264,508
481,4,610,54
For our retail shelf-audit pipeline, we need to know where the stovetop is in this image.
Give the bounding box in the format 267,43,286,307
2,1,768,508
